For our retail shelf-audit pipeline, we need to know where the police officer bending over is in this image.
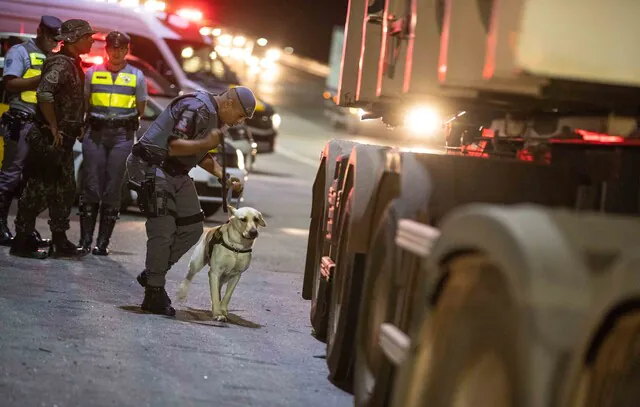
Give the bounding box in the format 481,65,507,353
78,31,147,256
127,86,254,316
10,20,96,259
0,15,62,247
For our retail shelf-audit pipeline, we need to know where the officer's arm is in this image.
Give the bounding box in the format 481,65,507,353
3,48,39,92
36,61,63,131
135,71,148,117
167,105,223,156
84,68,92,116
197,153,224,179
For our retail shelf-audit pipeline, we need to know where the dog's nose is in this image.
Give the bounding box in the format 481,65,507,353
248,228,258,238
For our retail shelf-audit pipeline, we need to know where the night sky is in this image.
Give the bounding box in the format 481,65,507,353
183,0,349,63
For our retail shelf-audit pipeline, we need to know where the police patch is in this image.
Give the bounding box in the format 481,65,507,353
121,75,131,84
45,69,60,84
5,59,12,68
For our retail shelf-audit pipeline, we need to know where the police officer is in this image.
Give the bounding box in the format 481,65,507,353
10,19,96,259
78,31,147,256
0,16,62,247
126,86,255,316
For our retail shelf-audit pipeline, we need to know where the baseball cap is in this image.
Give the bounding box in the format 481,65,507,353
233,86,257,119
105,31,130,48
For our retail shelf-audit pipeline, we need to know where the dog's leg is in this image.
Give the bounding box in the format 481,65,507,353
220,275,241,317
176,257,204,303
208,269,226,322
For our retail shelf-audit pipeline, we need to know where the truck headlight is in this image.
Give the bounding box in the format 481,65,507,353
272,113,281,129
405,106,441,135
236,149,245,171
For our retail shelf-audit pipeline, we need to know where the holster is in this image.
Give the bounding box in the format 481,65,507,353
128,168,168,218
1,110,33,142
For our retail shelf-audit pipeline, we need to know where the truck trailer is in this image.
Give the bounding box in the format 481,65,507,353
302,1,640,406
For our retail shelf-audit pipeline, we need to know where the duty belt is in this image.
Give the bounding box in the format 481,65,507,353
89,116,139,130
131,143,191,177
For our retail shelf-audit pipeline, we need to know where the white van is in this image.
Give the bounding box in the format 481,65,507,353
0,9,249,216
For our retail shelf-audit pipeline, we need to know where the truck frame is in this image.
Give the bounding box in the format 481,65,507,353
302,1,640,406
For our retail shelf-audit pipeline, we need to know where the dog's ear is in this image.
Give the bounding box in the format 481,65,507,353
227,205,237,217
257,212,267,227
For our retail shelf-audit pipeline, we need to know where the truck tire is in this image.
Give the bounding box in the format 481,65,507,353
570,310,640,407
353,202,399,407
302,212,322,300
310,242,331,342
390,253,523,407
326,190,362,393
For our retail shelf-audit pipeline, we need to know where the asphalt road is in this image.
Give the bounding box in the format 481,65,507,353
0,57,436,407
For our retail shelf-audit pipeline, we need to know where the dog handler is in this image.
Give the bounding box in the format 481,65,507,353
126,86,255,316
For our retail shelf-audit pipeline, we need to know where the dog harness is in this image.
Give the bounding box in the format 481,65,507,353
205,224,252,263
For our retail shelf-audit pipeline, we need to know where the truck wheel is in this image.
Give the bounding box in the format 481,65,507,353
390,253,522,407
310,242,331,342
326,191,363,393
353,205,400,407
570,311,640,407
303,211,323,300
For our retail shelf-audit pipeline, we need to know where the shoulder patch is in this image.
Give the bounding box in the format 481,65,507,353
45,69,60,84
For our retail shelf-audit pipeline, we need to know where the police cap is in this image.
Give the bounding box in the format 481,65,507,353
39,15,63,36
232,86,257,119
105,31,130,48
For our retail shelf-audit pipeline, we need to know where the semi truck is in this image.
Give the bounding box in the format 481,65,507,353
302,1,640,406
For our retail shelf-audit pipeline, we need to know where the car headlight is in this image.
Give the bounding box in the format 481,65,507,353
271,113,281,129
236,148,245,171
404,106,441,135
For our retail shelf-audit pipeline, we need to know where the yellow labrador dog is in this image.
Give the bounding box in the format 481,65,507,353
176,205,266,322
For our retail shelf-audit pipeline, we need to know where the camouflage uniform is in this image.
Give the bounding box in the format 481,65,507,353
11,31,91,258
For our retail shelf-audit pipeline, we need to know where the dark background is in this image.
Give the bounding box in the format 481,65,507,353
177,0,349,63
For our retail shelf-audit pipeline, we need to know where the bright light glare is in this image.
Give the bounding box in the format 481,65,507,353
176,8,202,21
256,38,268,47
265,48,281,61
212,28,222,37
199,27,211,36
181,47,194,58
404,106,441,135
271,114,282,129
218,34,232,46
144,0,165,11
233,36,246,47
236,149,245,171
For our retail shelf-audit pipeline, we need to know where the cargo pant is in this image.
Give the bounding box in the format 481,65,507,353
126,154,203,287
80,127,134,207
0,119,33,211
14,126,76,235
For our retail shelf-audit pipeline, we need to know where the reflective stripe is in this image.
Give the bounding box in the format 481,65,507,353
88,66,138,117
90,92,136,108
20,51,46,104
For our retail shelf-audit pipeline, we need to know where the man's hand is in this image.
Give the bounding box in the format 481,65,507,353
227,177,243,193
48,124,62,148
208,128,223,149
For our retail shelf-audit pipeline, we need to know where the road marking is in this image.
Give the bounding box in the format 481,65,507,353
280,228,309,236
276,145,320,167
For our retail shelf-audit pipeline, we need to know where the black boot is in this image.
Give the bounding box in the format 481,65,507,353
49,231,87,258
136,269,149,287
141,286,176,316
77,202,99,254
92,205,119,256
32,230,51,248
0,201,13,246
10,232,48,259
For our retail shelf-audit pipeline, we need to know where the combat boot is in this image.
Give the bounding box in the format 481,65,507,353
0,201,13,246
136,269,149,287
32,230,51,248
141,286,176,316
77,202,99,254
10,232,48,259
49,231,87,258
92,205,118,256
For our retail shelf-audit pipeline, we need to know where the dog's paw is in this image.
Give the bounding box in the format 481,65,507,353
213,315,227,322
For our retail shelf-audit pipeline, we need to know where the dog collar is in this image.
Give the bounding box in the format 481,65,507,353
220,237,252,254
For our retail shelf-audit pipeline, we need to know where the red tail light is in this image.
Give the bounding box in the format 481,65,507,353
575,129,624,143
